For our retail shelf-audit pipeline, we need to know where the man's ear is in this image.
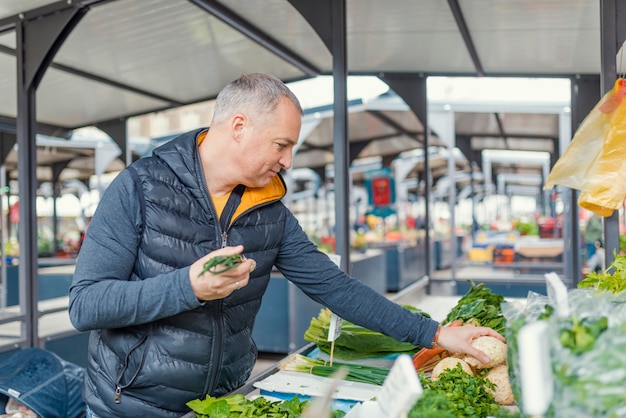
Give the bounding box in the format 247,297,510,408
230,113,246,142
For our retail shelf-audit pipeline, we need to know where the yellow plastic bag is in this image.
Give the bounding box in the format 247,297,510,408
544,78,626,216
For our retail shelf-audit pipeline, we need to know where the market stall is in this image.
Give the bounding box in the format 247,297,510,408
367,240,428,292
4,263,75,306
461,232,567,296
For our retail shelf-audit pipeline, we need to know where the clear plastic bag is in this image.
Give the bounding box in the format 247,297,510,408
508,288,626,417
544,78,626,216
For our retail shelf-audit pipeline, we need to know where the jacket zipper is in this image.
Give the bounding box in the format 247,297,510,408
113,334,150,404
204,300,224,395
204,184,245,395
202,182,282,394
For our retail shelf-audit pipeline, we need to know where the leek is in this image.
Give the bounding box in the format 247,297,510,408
304,307,427,359
279,354,390,386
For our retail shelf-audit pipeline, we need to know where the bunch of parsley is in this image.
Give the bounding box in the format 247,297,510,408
409,364,501,418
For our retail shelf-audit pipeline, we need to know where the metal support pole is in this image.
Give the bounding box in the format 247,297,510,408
331,0,350,273
15,6,87,347
599,0,626,267
378,74,431,276
16,25,40,346
0,165,6,309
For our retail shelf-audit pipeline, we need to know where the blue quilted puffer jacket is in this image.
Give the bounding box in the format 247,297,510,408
84,129,289,417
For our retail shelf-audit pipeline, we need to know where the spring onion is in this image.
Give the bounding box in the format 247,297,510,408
279,354,389,386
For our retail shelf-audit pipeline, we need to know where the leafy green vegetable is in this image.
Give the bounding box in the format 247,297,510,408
407,391,456,418
537,304,554,321
186,393,346,417
552,323,626,416
579,252,626,294
558,316,608,355
491,408,522,418
304,307,427,359
443,281,507,333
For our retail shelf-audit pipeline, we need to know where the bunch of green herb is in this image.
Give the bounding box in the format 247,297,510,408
557,315,608,355
186,393,346,418
578,252,626,294
198,254,246,276
443,281,507,333
407,391,456,418
552,323,626,416
409,364,501,418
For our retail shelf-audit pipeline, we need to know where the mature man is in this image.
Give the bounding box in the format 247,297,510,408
69,73,503,417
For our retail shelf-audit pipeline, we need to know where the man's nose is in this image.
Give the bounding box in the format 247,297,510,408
280,152,293,170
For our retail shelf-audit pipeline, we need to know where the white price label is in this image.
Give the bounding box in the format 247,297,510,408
545,272,570,318
328,314,343,342
349,355,423,418
378,355,423,417
518,321,553,416
326,253,343,342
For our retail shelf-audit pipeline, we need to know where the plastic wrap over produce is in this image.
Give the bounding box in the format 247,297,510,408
544,78,626,217
502,288,626,417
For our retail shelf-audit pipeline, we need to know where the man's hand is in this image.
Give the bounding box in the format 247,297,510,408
437,325,505,364
189,245,256,300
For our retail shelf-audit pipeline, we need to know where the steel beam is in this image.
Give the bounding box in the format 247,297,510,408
189,0,320,77
15,4,87,348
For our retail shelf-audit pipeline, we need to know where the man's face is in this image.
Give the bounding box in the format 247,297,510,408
238,98,301,188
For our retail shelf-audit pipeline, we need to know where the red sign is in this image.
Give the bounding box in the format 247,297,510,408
9,201,19,223
371,177,392,206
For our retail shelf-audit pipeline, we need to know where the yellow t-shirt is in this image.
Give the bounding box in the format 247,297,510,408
199,131,230,220
211,191,231,219
198,129,285,223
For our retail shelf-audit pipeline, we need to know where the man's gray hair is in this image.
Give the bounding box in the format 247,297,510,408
211,73,303,126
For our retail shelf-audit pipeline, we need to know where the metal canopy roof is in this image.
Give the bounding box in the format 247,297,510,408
295,96,437,171
0,0,605,128
3,136,124,183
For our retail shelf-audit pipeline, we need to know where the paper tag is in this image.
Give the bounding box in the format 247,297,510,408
517,321,553,416
326,253,344,342
7,388,20,398
344,355,423,418
375,354,423,417
545,272,569,317
328,314,343,342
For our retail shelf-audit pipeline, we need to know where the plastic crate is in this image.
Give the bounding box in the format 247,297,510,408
493,244,515,263
468,245,493,262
